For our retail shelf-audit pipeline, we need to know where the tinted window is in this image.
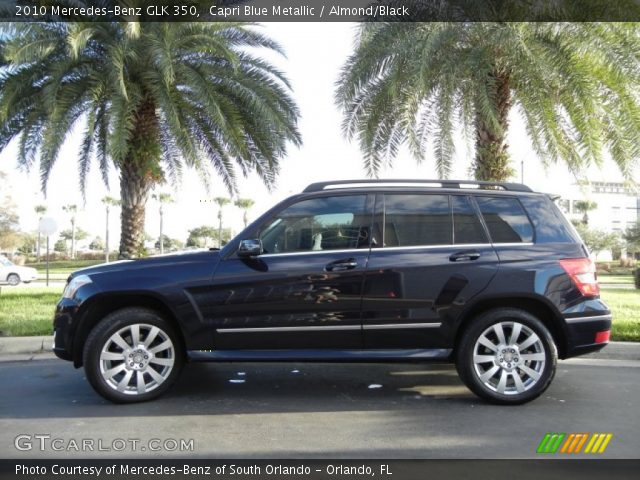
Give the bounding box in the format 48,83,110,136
259,195,370,253
384,195,451,246
519,196,580,243
452,196,487,244
476,196,534,243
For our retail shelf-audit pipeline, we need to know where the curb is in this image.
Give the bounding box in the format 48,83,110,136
0,336,638,361
0,336,53,355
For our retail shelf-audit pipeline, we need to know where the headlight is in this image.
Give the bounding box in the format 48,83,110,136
62,275,92,299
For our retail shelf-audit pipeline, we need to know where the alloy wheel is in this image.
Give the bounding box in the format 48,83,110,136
472,321,547,395
99,323,175,395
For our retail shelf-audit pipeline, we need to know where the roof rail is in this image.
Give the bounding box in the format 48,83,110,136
303,179,533,193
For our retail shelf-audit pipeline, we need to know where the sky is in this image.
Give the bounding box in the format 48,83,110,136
0,22,636,248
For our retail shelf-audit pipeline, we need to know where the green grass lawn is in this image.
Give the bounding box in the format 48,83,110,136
26,259,104,277
598,275,634,285
1,284,639,341
22,259,106,282
600,288,640,342
26,260,103,270
0,286,63,336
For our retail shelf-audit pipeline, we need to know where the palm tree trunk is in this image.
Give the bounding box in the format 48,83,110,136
473,72,514,182
118,97,160,259
119,166,150,259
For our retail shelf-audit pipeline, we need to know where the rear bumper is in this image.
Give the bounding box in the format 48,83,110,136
564,313,612,358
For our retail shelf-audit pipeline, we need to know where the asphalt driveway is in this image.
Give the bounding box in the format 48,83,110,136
0,356,638,459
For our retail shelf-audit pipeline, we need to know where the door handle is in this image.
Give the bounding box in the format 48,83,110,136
449,250,481,262
325,258,358,272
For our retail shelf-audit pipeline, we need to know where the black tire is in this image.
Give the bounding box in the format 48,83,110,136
7,273,20,286
83,308,184,404
456,308,557,405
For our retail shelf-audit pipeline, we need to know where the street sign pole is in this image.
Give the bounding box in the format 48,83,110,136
38,217,58,287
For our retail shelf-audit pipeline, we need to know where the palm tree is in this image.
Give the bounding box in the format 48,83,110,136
214,197,231,248
101,196,120,262
34,205,47,261
62,204,78,259
574,200,598,226
235,198,255,229
337,22,640,181
0,17,301,259
152,192,173,254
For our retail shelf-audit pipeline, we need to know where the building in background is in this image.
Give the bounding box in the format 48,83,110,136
556,181,639,260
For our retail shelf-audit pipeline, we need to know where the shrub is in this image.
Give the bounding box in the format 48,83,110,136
620,257,637,268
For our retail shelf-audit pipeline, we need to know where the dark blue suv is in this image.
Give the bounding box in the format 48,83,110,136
53,180,611,404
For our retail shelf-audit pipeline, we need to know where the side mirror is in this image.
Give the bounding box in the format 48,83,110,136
237,239,263,258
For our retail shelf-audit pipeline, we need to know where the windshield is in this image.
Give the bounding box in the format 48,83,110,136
0,256,13,267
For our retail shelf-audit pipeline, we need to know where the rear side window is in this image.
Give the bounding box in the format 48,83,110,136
519,196,580,243
384,194,451,246
452,196,487,244
476,196,534,243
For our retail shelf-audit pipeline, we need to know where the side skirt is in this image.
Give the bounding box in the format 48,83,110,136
187,348,453,363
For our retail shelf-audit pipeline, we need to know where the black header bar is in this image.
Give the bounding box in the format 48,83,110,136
2,459,640,480
2,1,640,23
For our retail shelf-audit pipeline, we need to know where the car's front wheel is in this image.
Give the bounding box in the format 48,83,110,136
456,308,557,405
83,308,184,403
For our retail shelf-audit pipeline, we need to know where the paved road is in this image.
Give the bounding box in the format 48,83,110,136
0,358,638,459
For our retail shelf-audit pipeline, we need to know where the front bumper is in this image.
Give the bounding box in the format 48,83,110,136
564,313,612,357
52,298,79,362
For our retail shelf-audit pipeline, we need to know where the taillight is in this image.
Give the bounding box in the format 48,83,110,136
594,330,610,344
559,258,599,297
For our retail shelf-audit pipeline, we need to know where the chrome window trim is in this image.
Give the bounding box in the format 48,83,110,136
259,248,366,258
378,243,488,252
490,242,534,247
256,242,535,258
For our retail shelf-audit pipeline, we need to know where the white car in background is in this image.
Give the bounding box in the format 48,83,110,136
0,255,38,286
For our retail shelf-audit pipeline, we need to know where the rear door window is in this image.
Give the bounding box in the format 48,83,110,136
383,194,451,247
452,196,488,244
475,196,534,243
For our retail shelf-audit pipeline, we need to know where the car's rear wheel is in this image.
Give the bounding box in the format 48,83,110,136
83,308,184,403
456,308,557,405
7,273,20,286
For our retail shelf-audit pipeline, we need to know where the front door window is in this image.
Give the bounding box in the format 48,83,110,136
259,195,370,254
